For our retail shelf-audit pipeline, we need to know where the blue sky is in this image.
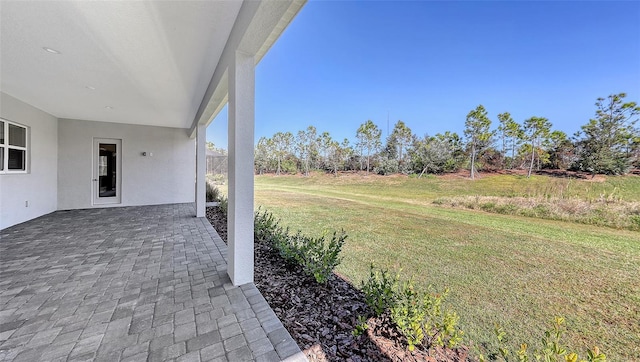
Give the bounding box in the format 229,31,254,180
207,0,640,149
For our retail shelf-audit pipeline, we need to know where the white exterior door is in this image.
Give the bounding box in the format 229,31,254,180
93,138,122,205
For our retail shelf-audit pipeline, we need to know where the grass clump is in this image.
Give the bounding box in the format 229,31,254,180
433,195,640,231
206,181,221,202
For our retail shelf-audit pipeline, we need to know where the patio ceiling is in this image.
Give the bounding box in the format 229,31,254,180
0,0,304,131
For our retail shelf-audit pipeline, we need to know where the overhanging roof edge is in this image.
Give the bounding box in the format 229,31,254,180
188,0,307,138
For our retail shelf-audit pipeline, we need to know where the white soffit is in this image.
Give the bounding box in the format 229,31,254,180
0,1,243,128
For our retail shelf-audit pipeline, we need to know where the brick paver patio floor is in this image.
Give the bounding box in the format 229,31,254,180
0,204,305,362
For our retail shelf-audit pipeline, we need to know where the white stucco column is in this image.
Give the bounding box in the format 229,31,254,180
195,124,206,218
227,50,255,286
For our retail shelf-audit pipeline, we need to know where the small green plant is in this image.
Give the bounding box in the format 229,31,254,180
585,346,606,362
532,204,551,218
538,316,569,361
494,203,518,214
390,279,427,352
421,287,463,349
361,264,398,316
629,214,640,231
517,343,530,362
254,207,282,242
494,324,511,360
480,202,497,212
274,230,300,263
296,231,346,284
352,315,369,337
437,309,464,349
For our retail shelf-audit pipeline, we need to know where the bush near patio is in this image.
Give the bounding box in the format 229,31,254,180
361,265,464,352
254,207,345,284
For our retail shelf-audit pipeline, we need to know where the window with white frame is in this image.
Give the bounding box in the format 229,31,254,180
0,119,28,173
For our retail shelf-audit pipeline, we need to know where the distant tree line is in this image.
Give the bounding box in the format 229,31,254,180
254,93,640,177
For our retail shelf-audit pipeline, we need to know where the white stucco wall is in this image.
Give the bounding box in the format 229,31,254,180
0,92,58,229
58,119,195,210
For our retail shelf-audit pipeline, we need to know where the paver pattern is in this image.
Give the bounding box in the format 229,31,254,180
0,204,305,362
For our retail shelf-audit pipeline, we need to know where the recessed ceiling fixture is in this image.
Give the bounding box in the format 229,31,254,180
105,106,114,110
86,86,96,91
42,47,61,54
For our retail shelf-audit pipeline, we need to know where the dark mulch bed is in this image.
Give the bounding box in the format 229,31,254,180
206,206,471,361
207,206,228,241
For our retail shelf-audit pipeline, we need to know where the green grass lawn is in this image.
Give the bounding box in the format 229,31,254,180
252,172,640,361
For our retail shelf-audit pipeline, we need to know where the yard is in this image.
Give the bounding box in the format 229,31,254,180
250,172,640,361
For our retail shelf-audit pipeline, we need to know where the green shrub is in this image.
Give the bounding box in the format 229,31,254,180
363,266,464,352
352,315,369,337
281,159,298,174
390,279,428,351
375,158,399,175
277,230,304,264
253,207,346,284
532,204,551,218
296,231,346,284
480,202,497,212
361,264,398,316
494,203,518,214
389,281,463,351
254,207,282,242
630,215,640,231
436,308,464,349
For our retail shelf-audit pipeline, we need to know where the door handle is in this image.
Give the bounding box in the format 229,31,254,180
92,179,97,181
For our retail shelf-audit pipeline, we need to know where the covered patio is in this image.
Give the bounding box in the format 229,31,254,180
0,204,305,361
1,0,306,286
1,1,309,359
